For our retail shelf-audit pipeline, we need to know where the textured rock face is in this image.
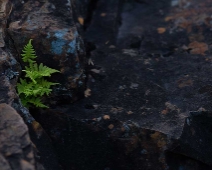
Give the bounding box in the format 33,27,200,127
0,0,18,104
0,0,33,122
0,48,20,105
8,0,86,104
0,1,65,169
3,0,212,170
85,0,121,46
0,103,35,170
31,0,212,169
0,48,62,170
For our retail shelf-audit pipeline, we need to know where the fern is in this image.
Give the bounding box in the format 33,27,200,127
21,39,37,63
23,63,60,83
28,97,49,108
17,39,60,108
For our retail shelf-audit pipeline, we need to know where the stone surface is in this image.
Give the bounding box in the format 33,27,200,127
28,120,63,170
0,103,35,170
73,0,90,24
31,0,212,169
0,48,20,105
7,0,86,105
0,1,63,169
2,0,212,170
85,0,121,46
0,0,33,122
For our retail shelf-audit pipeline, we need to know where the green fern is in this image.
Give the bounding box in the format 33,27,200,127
28,97,49,108
21,39,37,64
17,39,60,108
23,63,59,83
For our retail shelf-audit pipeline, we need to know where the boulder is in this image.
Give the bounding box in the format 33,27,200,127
0,103,35,170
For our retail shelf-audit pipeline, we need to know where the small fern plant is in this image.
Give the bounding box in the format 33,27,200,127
17,39,60,108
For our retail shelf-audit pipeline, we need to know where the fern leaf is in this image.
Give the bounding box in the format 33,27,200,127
24,63,40,83
17,79,33,96
21,39,37,63
39,78,59,88
33,82,52,96
24,63,60,83
31,86,44,96
28,97,49,108
38,63,60,77
17,78,27,95
23,69,39,84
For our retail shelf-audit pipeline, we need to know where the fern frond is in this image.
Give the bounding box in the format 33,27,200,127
33,82,52,96
27,97,49,108
17,79,33,96
24,63,60,83
21,39,37,63
39,78,59,88
17,79,54,96
17,78,27,95
17,39,60,108
20,95,48,108
23,69,39,84
30,86,45,96
38,63,60,76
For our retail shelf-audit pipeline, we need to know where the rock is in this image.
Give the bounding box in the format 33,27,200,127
0,49,61,169
7,0,86,104
85,0,121,46
173,111,212,166
28,109,115,170
0,2,63,168
0,103,35,170
27,120,63,170
0,48,20,105
0,1,33,121
73,0,90,25
2,0,212,170
32,0,212,169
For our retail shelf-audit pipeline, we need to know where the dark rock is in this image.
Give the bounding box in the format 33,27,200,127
27,119,62,170
0,47,61,170
72,0,94,27
2,0,212,170
0,103,35,170
0,1,63,168
7,0,86,104
32,0,212,170
173,112,212,166
85,0,122,46
29,108,115,170
0,48,20,105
